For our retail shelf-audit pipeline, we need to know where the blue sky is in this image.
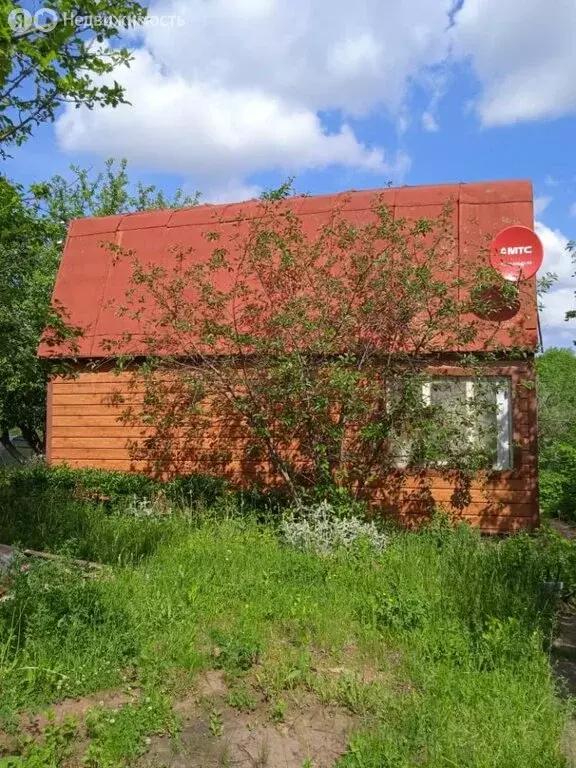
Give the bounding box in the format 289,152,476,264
5,0,576,348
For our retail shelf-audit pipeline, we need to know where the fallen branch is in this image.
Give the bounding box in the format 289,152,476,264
0,543,103,571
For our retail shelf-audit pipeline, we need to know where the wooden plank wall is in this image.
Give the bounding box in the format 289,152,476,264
47,360,539,533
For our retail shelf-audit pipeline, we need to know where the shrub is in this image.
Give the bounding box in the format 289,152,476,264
280,500,388,556
0,464,156,501
540,444,576,520
0,464,232,506
540,469,568,519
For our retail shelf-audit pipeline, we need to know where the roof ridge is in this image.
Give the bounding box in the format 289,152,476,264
67,179,534,229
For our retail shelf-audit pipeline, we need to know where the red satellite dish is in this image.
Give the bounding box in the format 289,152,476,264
489,225,544,282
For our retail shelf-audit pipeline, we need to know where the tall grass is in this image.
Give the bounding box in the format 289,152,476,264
0,489,185,564
0,513,572,766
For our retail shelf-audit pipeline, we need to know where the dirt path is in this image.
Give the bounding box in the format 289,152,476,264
549,520,576,767
550,520,576,541
550,519,576,697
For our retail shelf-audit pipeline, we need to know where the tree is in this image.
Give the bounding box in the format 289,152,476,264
107,191,519,507
536,347,576,520
536,347,576,459
0,0,146,153
0,176,54,458
0,160,198,459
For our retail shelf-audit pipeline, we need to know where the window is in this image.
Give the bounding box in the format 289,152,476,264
391,376,512,470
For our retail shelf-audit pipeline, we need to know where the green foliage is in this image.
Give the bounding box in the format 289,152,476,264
270,698,287,723
536,348,576,520
0,177,63,456
362,592,428,632
537,348,576,457
0,470,205,564
0,558,136,713
226,684,258,712
13,715,77,767
0,463,237,505
0,465,286,563
0,0,145,152
208,709,223,737
210,628,261,672
30,158,199,250
112,195,514,504
0,464,156,499
540,445,576,520
84,694,177,767
0,160,197,459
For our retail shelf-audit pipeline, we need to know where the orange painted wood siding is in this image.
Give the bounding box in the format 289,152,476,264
47,360,539,533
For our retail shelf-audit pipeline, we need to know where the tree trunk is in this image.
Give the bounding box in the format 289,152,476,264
0,429,25,463
20,425,44,455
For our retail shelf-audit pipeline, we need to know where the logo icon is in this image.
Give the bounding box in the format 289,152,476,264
490,226,544,282
34,7,58,32
8,7,33,35
8,6,59,36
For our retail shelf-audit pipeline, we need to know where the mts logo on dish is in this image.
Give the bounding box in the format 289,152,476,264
500,246,533,256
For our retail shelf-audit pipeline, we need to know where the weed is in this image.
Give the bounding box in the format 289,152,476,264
270,699,287,723
209,709,223,737
210,629,261,673
83,693,177,767
227,685,258,712
2,715,78,767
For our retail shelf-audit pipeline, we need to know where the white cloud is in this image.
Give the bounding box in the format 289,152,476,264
57,49,391,181
536,221,573,281
570,202,576,217
536,220,576,346
54,0,576,197
56,0,454,195
421,111,439,132
138,0,453,116
451,0,576,126
534,196,552,215
540,287,575,348
205,179,262,204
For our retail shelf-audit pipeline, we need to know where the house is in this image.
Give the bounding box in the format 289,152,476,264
38,180,540,532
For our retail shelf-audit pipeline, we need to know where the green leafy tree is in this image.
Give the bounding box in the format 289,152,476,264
0,0,146,153
107,191,519,507
536,347,576,458
0,160,198,459
0,176,53,458
536,347,576,520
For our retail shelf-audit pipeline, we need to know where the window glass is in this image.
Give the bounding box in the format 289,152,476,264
389,376,512,470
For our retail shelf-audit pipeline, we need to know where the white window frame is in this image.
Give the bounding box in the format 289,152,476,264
495,382,512,470
422,376,512,471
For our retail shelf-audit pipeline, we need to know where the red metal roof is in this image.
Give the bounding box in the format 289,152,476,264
38,180,538,358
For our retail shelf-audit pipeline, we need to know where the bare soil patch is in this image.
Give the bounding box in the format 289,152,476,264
18,687,140,734
141,671,355,768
